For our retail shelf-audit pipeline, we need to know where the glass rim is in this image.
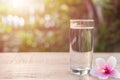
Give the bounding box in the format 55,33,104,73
70,19,94,22
70,19,94,29
70,26,94,29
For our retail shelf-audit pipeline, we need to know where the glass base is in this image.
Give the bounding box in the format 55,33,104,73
71,67,90,75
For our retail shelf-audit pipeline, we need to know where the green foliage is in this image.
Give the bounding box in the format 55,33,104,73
95,0,120,52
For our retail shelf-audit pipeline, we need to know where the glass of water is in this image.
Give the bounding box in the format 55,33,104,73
70,19,94,75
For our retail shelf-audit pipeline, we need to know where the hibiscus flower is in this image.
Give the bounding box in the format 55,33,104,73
90,56,120,79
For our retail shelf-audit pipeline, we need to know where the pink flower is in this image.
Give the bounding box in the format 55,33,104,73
90,56,120,79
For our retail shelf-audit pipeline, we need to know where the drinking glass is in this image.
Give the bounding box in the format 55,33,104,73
70,19,94,75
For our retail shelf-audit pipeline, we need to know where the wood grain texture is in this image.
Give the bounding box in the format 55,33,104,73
0,52,120,80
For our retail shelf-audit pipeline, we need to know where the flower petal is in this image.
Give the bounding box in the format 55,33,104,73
98,75,109,80
97,69,109,79
90,67,110,79
96,58,106,69
90,67,98,77
111,69,120,78
107,56,117,69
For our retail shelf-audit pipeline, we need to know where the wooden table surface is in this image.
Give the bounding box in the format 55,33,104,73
0,52,120,80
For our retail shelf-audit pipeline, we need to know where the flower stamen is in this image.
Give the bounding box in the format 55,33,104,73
104,68,111,74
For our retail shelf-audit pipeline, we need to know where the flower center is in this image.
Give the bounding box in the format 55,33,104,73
104,68,110,74
101,67,111,74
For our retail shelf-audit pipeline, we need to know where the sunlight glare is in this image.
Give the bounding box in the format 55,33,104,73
29,6,35,15
7,15,13,25
11,0,28,9
13,16,19,27
19,17,25,27
36,1,45,13
44,14,51,21
2,16,7,24
29,16,35,25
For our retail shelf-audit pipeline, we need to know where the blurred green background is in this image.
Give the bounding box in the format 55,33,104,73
0,0,120,52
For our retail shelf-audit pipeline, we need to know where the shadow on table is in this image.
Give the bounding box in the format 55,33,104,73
77,74,97,80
